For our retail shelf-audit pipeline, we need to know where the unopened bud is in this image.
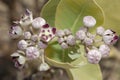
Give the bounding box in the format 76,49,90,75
66,35,76,46
24,31,31,39
83,16,96,28
32,17,46,29
76,30,86,40
61,42,68,49
99,44,110,57
96,26,105,35
87,49,101,64
84,37,93,45
18,40,28,50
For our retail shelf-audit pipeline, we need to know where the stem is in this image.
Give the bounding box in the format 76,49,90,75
41,53,45,64
62,49,65,62
84,44,90,57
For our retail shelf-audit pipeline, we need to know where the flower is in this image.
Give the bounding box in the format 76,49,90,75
11,52,26,69
103,29,118,45
9,26,23,39
83,16,96,28
14,9,33,26
32,17,46,29
87,49,101,64
39,24,56,42
96,26,105,36
18,40,28,50
26,47,40,60
99,44,110,57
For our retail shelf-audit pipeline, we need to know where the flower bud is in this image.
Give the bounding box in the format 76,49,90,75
64,29,72,35
26,47,40,60
9,26,23,39
38,41,48,49
87,49,101,64
76,30,86,40
58,37,65,44
31,35,38,42
84,37,93,45
99,44,110,57
61,42,68,49
38,63,50,71
96,26,105,35
24,31,31,39
56,30,65,37
103,29,118,45
32,17,46,29
18,40,28,50
83,16,96,28
79,27,87,32
66,35,76,46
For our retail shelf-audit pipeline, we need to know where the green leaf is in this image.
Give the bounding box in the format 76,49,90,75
66,45,102,80
67,64,102,80
45,57,76,69
95,0,120,34
41,0,60,26
55,0,104,33
45,41,78,68
45,42,102,80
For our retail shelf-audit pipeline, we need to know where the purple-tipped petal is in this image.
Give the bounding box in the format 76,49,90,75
42,24,49,28
103,29,118,45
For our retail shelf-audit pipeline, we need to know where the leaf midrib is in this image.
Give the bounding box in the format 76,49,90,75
71,3,87,32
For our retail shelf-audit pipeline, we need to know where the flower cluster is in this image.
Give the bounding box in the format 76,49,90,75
76,16,118,64
10,9,56,71
10,9,119,71
56,29,76,49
